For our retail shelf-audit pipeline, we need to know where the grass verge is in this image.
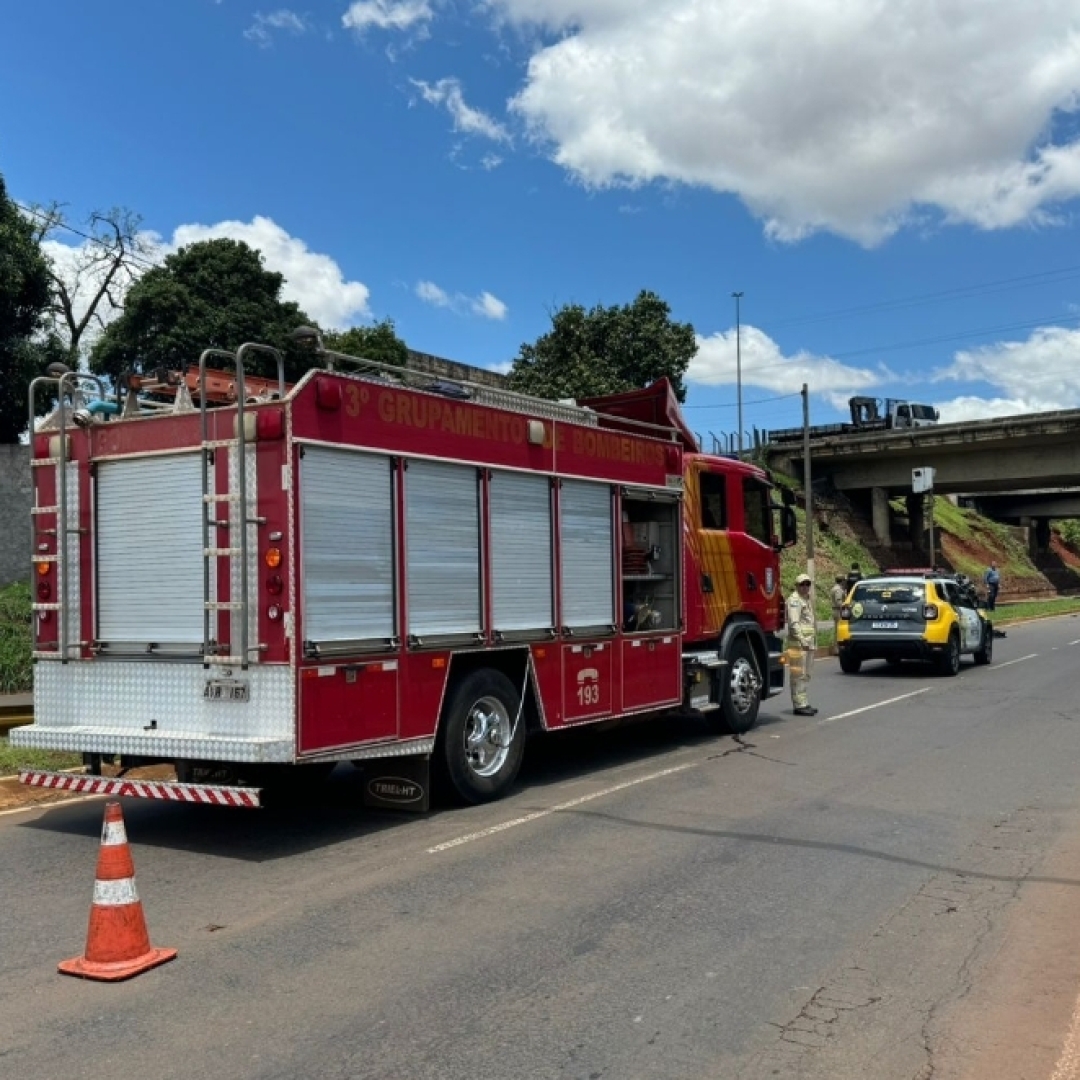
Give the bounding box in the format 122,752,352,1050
0,582,32,694
0,737,81,778
991,597,1080,625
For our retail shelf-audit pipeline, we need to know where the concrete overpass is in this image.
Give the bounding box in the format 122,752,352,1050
766,407,1080,554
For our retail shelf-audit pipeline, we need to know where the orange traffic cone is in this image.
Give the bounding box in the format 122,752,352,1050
59,801,177,981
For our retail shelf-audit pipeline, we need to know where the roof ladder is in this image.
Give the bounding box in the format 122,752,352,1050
27,371,107,662
199,344,285,669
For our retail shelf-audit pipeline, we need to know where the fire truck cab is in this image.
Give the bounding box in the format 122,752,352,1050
13,334,796,808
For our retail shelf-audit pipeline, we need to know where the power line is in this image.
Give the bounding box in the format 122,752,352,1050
767,264,1080,330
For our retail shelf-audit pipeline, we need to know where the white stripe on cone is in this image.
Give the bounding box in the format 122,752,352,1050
92,877,140,906
101,820,127,846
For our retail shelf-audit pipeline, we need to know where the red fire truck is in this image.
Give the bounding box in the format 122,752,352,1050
14,333,797,808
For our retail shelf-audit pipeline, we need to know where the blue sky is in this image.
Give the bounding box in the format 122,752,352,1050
4,0,1080,447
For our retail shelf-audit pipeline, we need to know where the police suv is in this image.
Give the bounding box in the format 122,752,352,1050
837,570,993,676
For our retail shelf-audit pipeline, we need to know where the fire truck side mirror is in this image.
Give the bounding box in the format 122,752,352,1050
778,506,797,549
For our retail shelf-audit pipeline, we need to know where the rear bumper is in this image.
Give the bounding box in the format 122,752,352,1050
10,725,293,762
18,769,262,807
839,632,945,662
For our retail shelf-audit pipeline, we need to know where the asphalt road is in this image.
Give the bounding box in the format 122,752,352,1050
5,616,1080,1080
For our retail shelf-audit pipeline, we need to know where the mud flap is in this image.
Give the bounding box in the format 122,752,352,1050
362,755,431,813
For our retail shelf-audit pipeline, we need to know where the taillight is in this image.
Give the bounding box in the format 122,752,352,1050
37,580,51,601
923,603,939,620
266,574,283,595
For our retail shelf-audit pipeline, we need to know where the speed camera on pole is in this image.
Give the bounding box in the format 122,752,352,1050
912,467,936,494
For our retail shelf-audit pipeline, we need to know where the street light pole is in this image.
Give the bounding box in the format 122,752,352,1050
732,291,744,455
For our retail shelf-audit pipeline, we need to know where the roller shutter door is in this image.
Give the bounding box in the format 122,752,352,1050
96,454,203,645
301,446,395,643
406,461,481,637
490,471,553,633
560,480,613,629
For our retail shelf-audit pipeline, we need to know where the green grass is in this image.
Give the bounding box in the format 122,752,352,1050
0,582,32,694
0,736,80,778
991,597,1080,624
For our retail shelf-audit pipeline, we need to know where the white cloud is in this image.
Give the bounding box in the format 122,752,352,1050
416,280,452,307
245,9,310,47
171,217,370,328
690,325,881,399
411,78,511,143
932,325,1080,417
343,0,433,33
471,291,508,320
416,280,509,319
496,0,1080,245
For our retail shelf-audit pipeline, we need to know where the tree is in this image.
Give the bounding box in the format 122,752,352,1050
322,320,409,369
0,173,60,443
32,204,155,367
90,238,316,386
507,290,697,402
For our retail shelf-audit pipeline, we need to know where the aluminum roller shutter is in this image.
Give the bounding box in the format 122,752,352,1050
560,480,613,629
490,471,553,633
406,461,481,637
96,453,204,645
301,446,395,643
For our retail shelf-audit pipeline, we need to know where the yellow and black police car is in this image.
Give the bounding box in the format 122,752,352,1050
837,569,993,676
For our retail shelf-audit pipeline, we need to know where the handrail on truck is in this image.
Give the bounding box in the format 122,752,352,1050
28,369,108,663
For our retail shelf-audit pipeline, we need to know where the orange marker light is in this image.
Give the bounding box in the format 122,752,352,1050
36,561,50,576
265,547,282,568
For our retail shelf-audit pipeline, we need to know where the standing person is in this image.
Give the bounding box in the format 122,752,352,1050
846,562,862,591
786,573,817,716
984,562,1000,610
830,575,848,655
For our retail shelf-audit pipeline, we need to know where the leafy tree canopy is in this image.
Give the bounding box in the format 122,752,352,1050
322,320,409,369
506,290,697,403
0,173,63,443
90,238,317,386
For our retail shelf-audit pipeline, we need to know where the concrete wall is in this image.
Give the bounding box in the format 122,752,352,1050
0,445,31,588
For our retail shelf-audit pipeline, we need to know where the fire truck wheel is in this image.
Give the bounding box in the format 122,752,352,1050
438,669,525,804
716,638,761,735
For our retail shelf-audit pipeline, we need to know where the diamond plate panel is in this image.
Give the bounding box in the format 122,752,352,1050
14,662,296,761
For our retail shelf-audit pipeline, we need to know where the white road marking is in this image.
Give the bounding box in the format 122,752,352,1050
0,793,103,818
991,653,1038,669
818,687,931,724
1051,991,1080,1080
427,763,698,853
1068,639,1080,647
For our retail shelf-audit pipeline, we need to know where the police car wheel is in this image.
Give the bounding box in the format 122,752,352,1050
937,631,961,677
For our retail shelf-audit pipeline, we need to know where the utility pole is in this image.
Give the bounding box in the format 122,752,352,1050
732,291,744,456
802,383,814,591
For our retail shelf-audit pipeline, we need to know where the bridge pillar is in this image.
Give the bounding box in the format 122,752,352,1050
1024,517,1052,557
906,493,924,552
871,487,891,546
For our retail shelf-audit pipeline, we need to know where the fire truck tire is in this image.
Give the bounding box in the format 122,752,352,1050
437,669,525,804
715,637,761,735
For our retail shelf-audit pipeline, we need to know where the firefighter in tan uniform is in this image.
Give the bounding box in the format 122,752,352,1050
786,573,818,716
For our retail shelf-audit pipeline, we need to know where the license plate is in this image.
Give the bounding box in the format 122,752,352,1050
871,621,899,630
204,679,250,702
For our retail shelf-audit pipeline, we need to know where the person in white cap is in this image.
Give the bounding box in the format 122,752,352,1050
786,573,817,716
